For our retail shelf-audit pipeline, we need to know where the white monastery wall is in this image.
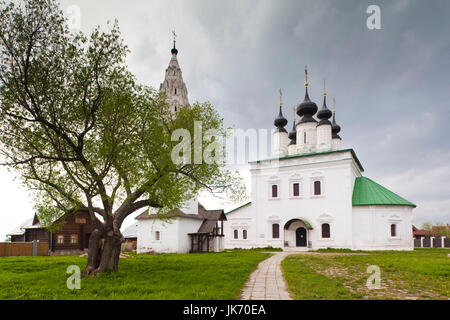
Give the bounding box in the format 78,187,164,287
352,205,414,250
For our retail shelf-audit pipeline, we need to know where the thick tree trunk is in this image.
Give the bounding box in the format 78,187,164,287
84,228,123,276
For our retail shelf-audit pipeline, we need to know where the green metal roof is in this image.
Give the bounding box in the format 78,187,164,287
352,177,416,207
225,202,251,215
250,148,364,172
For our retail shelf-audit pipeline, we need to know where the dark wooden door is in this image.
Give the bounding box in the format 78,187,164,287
296,227,307,247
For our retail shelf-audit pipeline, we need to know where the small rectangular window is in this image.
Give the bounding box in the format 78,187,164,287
293,183,300,197
314,180,321,195
75,217,86,224
70,234,78,244
155,231,160,241
243,230,247,239
272,224,280,239
391,224,396,237
234,230,238,239
271,184,278,198
56,235,64,244
321,223,330,238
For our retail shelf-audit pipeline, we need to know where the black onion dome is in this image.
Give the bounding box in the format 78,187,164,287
296,87,318,124
331,112,341,139
171,44,178,55
317,95,332,126
288,121,297,145
274,106,288,132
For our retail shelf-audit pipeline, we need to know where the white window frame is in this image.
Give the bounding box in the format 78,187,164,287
268,176,281,200
388,215,401,240
289,179,302,199
310,176,324,198
271,183,280,199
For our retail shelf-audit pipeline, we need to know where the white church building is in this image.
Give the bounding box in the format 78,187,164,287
136,39,416,253
223,68,416,251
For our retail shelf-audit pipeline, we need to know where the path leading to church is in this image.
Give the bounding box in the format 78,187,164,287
240,252,292,300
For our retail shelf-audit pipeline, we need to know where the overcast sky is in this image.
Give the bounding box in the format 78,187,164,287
1,0,450,239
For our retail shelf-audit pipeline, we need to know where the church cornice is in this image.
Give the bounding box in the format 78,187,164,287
249,148,364,172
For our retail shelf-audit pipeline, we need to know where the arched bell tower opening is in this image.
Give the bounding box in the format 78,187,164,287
284,218,313,249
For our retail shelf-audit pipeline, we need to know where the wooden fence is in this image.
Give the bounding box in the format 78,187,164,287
0,241,49,257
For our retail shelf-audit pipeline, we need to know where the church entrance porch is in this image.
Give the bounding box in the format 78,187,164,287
284,219,312,250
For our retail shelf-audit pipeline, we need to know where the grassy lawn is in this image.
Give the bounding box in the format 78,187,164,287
282,249,450,300
0,250,270,300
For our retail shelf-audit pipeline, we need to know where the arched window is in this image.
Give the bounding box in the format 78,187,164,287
243,230,247,239
155,231,160,241
272,224,280,239
321,223,330,238
303,131,307,144
234,230,238,239
390,224,396,237
314,180,321,195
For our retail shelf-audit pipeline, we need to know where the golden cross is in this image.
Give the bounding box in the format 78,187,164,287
323,79,327,96
333,96,336,113
279,88,283,107
172,30,177,45
304,65,308,87
293,106,296,121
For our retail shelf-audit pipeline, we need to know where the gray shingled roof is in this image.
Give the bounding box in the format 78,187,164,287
122,223,137,239
6,218,34,236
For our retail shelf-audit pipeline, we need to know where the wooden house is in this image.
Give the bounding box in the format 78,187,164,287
7,209,95,254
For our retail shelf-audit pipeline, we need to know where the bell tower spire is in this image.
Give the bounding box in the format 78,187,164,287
159,31,189,114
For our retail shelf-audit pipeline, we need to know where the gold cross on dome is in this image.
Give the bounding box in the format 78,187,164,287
172,30,177,44
304,65,308,87
279,88,283,107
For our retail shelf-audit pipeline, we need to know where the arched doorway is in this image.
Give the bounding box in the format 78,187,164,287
284,218,313,248
296,227,307,247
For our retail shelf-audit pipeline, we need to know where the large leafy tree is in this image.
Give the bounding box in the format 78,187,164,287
0,0,244,274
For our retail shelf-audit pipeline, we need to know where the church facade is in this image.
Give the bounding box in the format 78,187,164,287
223,69,416,251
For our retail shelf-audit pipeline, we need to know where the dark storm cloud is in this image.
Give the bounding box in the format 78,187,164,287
59,0,450,224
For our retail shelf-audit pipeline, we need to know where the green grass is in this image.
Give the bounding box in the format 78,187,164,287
282,257,363,299
0,251,270,300
282,249,450,300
